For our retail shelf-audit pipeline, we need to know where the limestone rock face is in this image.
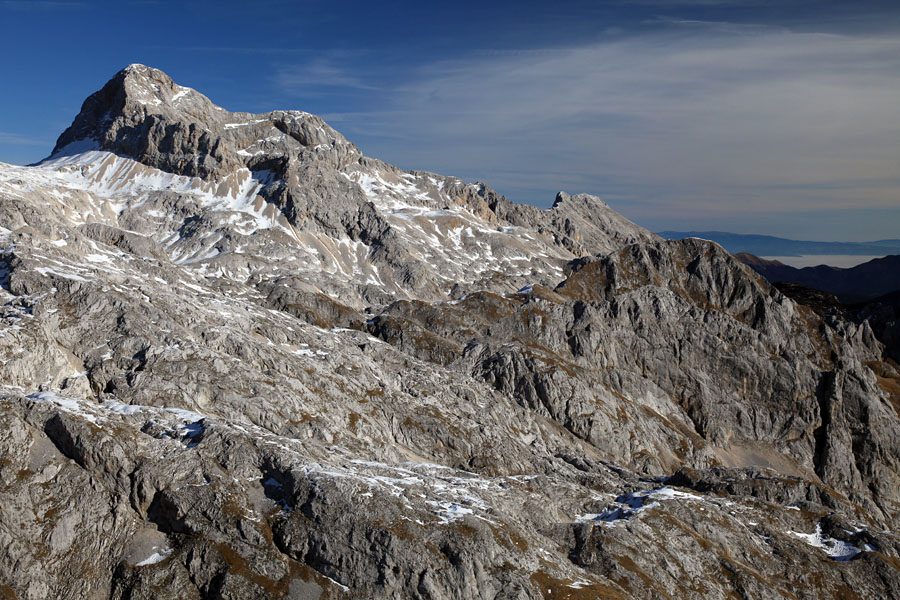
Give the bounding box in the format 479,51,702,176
46,64,656,308
1,65,899,599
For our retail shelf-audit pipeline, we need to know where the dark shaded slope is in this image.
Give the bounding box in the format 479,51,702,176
737,253,900,303
853,289,900,364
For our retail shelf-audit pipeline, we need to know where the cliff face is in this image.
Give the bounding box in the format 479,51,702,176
1,65,898,600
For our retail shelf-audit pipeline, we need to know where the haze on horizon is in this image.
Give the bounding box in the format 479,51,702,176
1,0,898,242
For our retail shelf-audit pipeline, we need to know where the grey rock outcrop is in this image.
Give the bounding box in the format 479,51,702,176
1,65,898,599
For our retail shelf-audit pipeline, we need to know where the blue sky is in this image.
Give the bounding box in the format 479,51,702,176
1,0,898,241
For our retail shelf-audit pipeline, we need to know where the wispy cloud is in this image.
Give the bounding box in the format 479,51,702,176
0,132,47,145
154,46,314,55
275,56,379,95
645,16,789,33
622,0,781,5
1,1,88,9
314,22,899,238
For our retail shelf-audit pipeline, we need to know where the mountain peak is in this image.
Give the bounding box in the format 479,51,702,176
122,62,157,74
39,65,656,266
49,64,358,181
117,63,192,103
50,64,220,164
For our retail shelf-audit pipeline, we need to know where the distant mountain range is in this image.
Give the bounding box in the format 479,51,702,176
737,253,900,303
658,230,900,256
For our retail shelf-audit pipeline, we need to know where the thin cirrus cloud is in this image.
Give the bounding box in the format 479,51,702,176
623,0,775,5
275,57,380,94
0,132,47,146
290,22,900,239
0,1,88,9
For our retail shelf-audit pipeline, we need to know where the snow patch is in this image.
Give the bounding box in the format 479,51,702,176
568,581,592,590
788,523,865,561
576,486,700,525
425,500,474,525
28,391,99,424
135,546,173,566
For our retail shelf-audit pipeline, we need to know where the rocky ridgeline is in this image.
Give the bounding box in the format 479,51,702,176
0,65,898,599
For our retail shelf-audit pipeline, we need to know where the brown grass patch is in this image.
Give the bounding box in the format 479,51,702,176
529,570,626,600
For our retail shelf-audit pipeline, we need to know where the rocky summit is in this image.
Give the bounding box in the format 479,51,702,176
1,64,898,600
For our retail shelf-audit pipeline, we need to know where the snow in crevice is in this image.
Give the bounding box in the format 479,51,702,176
576,486,700,525
425,500,474,525
787,523,869,561
263,455,527,526
224,118,269,130
170,87,190,104
27,391,100,424
135,546,173,566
